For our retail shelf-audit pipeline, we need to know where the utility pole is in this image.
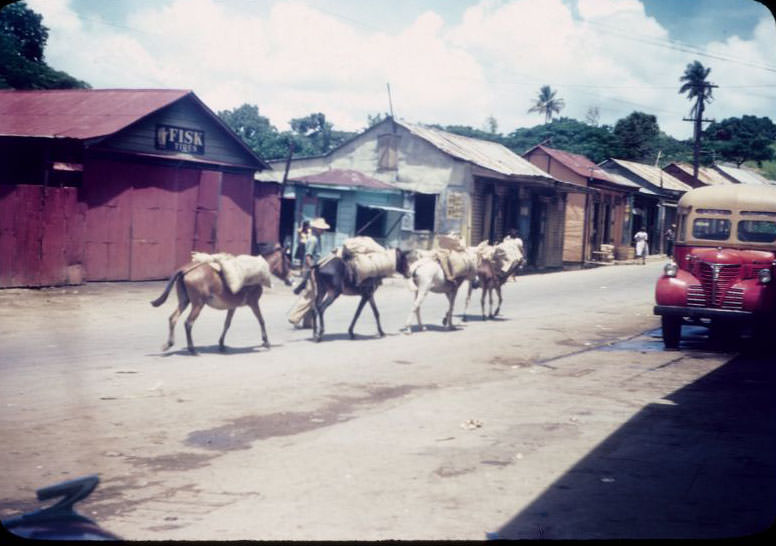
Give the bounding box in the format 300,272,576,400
683,82,717,185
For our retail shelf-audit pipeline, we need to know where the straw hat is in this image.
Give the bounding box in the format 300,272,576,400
309,217,331,230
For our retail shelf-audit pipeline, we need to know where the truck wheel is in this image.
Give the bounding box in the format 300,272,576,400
662,316,681,349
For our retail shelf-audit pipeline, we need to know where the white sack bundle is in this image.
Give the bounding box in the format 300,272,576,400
342,236,385,257
437,233,466,252
192,252,272,293
350,249,397,285
493,238,524,274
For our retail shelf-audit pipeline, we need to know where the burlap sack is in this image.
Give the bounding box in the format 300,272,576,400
493,238,524,274
342,236,385,257
437,233,466,251
349,249,396,285
447,250,476,279
192,252,272,293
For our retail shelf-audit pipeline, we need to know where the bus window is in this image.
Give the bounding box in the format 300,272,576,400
738,220,776,243
692,218,731,241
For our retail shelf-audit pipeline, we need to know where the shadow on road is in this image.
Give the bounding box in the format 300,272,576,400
151,344,268,357
493,351,776,540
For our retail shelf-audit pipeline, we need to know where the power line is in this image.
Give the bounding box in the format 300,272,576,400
582,19,776,73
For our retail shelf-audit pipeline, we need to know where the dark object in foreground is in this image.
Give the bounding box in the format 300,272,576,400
1,475,121,540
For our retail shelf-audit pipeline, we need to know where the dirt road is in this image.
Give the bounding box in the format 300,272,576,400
1,262,774,540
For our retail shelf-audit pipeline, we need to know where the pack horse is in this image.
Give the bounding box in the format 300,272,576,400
150,245,292,354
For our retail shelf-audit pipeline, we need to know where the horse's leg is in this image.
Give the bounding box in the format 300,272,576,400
367,292,385,337
445,286,459,330
248,295,270,348
402,287,426,333
493,282,503,317
463,281,472,322
488,285,495,318
184,301,205,355
480,284,487,320
162,278,189,351
218,308,235,351
348,294,369,339
314,289,340,342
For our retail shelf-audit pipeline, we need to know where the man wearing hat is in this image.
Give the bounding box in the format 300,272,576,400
293,217,330,294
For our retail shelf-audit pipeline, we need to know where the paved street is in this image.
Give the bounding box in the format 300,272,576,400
1,260,774,540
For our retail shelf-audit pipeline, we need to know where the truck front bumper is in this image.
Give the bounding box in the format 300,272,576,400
653,305,753,322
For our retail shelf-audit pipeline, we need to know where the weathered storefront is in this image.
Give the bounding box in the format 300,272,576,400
0,89,271,287
260,117,579,269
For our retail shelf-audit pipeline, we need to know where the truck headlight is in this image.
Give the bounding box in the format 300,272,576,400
759,268,772,284
664,262,678,278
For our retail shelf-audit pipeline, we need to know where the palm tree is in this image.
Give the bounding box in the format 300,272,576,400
679,60,715,181
528,85,565,124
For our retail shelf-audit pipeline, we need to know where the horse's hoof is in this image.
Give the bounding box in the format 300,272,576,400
378,331,385,338
218,344,227,353
348,331,355,340
262,341,271,349
188,348,198,356
161,343,172,351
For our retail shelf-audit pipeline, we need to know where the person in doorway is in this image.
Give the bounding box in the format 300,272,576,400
634,227,649,264
664,224,676,257
294,220,310,266
293,217,330,295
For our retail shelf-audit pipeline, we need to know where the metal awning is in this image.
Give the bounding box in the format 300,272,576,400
362,204,413,214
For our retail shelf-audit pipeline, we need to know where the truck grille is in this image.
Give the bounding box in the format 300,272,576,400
687,263,742,309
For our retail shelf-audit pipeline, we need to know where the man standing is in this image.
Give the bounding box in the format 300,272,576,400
664,224,676,257
293,217,330,295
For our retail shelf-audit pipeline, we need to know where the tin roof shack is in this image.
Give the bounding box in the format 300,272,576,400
662,161,734,188
598,158,692,256
259,117,579,270
711,163,776,186
284,168,405,258
523,144,638,265
0,89,271,287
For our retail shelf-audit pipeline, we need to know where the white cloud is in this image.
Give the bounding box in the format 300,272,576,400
22,0,776,140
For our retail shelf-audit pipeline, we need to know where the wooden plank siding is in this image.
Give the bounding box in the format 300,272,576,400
96,96,257,168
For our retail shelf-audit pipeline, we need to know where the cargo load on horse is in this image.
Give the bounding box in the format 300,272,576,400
191,252,273,293
432,234,477,282
341,236,397,286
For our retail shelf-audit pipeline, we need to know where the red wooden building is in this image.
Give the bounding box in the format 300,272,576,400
0,89,276,288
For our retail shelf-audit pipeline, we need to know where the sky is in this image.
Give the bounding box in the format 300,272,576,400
23,0,776,140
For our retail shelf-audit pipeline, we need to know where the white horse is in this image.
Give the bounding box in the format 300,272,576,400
397,250,471,333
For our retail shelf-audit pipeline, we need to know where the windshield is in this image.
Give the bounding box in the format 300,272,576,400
692,218,731,241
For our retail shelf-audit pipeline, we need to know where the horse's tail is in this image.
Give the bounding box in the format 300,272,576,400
151,271,183,307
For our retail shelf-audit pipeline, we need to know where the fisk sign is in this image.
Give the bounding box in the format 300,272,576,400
156,124,205,155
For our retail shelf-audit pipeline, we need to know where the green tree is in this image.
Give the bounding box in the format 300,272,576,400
613,111,660,162
527,85,565,124
217,103,289,160
705,115,776,167
679,60,715,179
0,1,89,89
504,118,619,164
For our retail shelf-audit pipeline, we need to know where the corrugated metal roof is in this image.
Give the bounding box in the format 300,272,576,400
665,162,733,186
397,120,553,179
0,89,191,139
608,158,692,192
530,145,638,189
290,168,399,191
713,163,776,186
597,166,645,191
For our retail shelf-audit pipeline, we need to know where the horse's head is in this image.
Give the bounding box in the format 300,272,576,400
263,244,293,286
395,249,412,278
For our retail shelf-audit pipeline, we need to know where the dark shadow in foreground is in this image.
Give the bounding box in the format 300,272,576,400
494,352,776,540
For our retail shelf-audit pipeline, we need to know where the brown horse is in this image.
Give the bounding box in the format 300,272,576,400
463,242,525,321
150,245,292,354
309,248,403,342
